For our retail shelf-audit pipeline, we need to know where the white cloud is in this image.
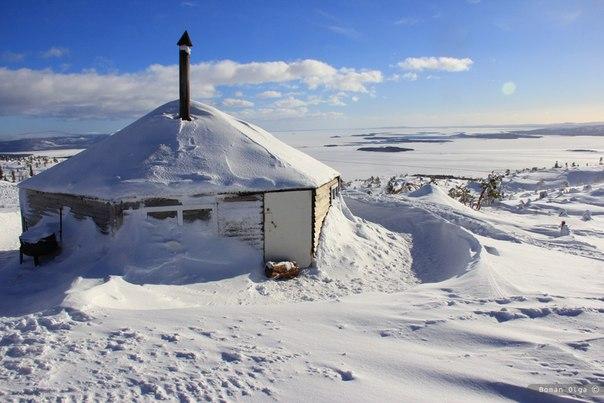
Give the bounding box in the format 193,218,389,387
41,47,69,58
0,59,382,118
398,57,473,72
223,98,254,108
234,91,244,97
1,51,25,63
402,72,418,81
238,106,344,121
394,17,420,26
257,90,282,98
327,25,361,39
273,97,307,108
552,9,581,26
327,94,346,106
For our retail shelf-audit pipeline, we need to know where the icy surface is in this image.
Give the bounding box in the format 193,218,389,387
19,101,339,199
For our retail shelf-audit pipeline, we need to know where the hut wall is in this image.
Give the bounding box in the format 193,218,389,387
312,177,339,253
216,194,264,250
20,188,116,233
120,193,264,250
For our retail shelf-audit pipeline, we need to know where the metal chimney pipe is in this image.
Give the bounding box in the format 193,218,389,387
177,31,193,120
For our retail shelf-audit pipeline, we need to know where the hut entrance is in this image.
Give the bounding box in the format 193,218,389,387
264,190,312,267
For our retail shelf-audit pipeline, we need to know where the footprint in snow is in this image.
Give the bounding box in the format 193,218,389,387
221,351,242,362
518,307,552,318
484,245,500,256
335,369,354,381
175,351,196,360
567,341,590,351
161,333,179,343
474,309,528,322
553,307,586,317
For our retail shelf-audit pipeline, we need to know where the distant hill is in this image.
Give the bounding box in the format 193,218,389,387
515,124,604,136
0,134,109,152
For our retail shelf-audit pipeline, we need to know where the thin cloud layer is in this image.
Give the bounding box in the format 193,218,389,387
398,57,473,72
223,98,254,108
1,51,25,63
41,47,70,58
0,59,382,119
257,90,282,98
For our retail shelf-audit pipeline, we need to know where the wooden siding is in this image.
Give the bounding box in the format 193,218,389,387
312,177,339,253
21,189,116,233
20,190,264,250
216,194,263,250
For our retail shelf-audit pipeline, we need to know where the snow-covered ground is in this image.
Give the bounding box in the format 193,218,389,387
0,143,602,401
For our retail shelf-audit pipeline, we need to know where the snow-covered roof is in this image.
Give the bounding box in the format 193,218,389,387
20,101,339,200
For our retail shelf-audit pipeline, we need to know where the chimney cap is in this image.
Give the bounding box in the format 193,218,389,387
177,31,193,47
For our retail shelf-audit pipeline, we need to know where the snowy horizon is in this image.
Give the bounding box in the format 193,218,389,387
1,0,604,138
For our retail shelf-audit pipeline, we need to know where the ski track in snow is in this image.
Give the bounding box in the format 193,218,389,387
0,167,603,401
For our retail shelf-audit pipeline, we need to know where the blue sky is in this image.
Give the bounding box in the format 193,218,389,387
0,0,603,138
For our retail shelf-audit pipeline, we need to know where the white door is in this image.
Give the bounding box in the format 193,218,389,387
264,190,313,267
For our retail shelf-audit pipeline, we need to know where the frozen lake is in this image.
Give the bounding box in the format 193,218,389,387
275,127,604,179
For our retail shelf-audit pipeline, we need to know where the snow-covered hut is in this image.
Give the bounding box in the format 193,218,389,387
18,32,340,267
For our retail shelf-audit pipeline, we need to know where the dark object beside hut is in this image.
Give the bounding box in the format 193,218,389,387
19,222,61,267
265,261,300,280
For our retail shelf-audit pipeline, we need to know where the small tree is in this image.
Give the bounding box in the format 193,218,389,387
0,165,3,180
448,184,476,206
554,161,560,168
387,176,419,194
29,164,34,177
475,173,504,210
11,170,16,183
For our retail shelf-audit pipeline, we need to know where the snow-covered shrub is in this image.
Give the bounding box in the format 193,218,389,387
475,173,504,210
448,184,476,207
362,176,381,189
386,176,419,194
582,210,592,221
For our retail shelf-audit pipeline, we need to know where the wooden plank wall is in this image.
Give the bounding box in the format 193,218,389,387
216,194,264,250
312,177,339,253
21,190,264,249
22,189,116,233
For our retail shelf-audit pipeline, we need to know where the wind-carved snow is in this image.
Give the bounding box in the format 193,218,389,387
0,166,602,401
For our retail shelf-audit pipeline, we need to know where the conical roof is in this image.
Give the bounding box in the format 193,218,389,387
20,101,339,200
